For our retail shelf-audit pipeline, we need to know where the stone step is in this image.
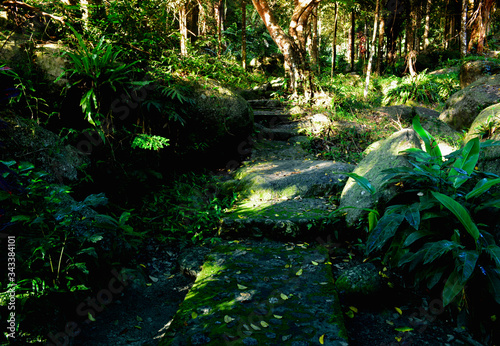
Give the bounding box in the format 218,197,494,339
159,240,348,346
255,113,333,141
248,99,285,109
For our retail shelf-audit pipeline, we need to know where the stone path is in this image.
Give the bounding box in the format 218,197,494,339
160,99,354,345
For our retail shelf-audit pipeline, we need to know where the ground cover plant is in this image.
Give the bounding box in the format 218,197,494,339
349,117,500,342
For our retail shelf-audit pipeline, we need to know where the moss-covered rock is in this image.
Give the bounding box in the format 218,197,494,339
439,74,500,131
460,60,500,89
339,129,421,227
334,263,382,297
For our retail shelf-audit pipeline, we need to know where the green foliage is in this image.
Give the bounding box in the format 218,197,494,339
382,70,459,106
358,117,500,309
0,160,142,308
140,172,237,246
131,134,170,150
61,25,140,126
304,126,381,164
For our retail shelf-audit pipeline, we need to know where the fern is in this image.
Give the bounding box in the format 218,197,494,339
131,134,170,150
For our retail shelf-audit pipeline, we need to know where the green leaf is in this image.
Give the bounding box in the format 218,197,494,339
368,210,379,232
448,137,480,188
431,191,480,242
485,245,500,267
422,240,461,265
412,116,442,159
404,203,420,230
457,250,479,283
442,270,465,306
484,267,500,304
403,229,432,247
366,213,405,254
466,178,500,200
343,172,376,195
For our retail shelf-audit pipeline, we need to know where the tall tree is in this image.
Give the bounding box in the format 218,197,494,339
460,0,467,56
251,0,321,96
364,0,380,98
423,0,431,51
242,0,247,70
468,0,495,53
376,11,384,74
331,1,338,78
350,8,355,70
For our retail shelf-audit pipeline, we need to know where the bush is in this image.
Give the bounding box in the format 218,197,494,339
350,117,500,340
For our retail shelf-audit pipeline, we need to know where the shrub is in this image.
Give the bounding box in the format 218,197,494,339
351,117,500,313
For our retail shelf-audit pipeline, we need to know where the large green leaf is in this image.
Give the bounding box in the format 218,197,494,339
457,250,479,283
484,267,500,304
431,191,480,242
343,172,376,195
485,245,500,267
412,116,442,159
404,203,420,230
442,270,465,306
403,229,433,247
448,137,480,188
422,240,462,265
465,178,500,200
366,213,405,254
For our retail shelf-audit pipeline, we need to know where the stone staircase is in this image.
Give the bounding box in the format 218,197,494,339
159,98,354,345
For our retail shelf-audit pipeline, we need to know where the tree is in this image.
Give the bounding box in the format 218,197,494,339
423,0,431,51
251,0,321,96
460,0,467,56
242,0,247,70
468,0,495,54
364,0,380,98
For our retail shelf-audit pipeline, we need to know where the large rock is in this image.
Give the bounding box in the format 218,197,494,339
460,60,500,89
185,79,254,162
465,103,500,175
339,129,422,227
0,115,89,183
439,74,500,131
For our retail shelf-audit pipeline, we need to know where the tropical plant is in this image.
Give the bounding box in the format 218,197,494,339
382,70,459,106
60,25,142,127
353,117,500,309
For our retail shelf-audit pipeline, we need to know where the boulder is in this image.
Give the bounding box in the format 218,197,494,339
465,103,500,175
459,60,500,88
339,129,422,227
439,74,500,131
34,43,68,89
0,115,89,183
185,79,254,162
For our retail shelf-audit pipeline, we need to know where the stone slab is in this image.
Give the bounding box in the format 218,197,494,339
160,240,348,346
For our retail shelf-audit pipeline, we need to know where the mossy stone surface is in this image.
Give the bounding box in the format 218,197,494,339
160,240,348,346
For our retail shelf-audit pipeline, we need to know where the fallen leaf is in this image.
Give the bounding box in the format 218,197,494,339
319,334,325,344
395,327,413,332
386,320,394,326
273,315,283,319
250,323,261,330
237,284,248,290
88,313,96,322
280,293,288,300
260,321,269,328
312,261,319,265
395,307,403,315
349,306,358,313
134,325,141,329
296,269,303,276
345,310,355,318
224,315,234,323
191,312,198,319
149,276,158,282
136,315,143,322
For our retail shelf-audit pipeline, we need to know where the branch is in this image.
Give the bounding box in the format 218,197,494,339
2,1,65,24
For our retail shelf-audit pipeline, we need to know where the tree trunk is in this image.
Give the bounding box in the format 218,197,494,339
364,0,380,98
406,0,417,76
468,0,495,53
460,0,467,56
376,13,384,75
331,1,338,78
251,0,320,96
242,0,247,70
351,9,355,71
386,0,404,66
310,5,319,75
216,0,224,56
423,0,432,51
179,4,188,56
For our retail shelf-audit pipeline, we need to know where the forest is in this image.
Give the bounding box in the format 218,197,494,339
1,0,500,344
